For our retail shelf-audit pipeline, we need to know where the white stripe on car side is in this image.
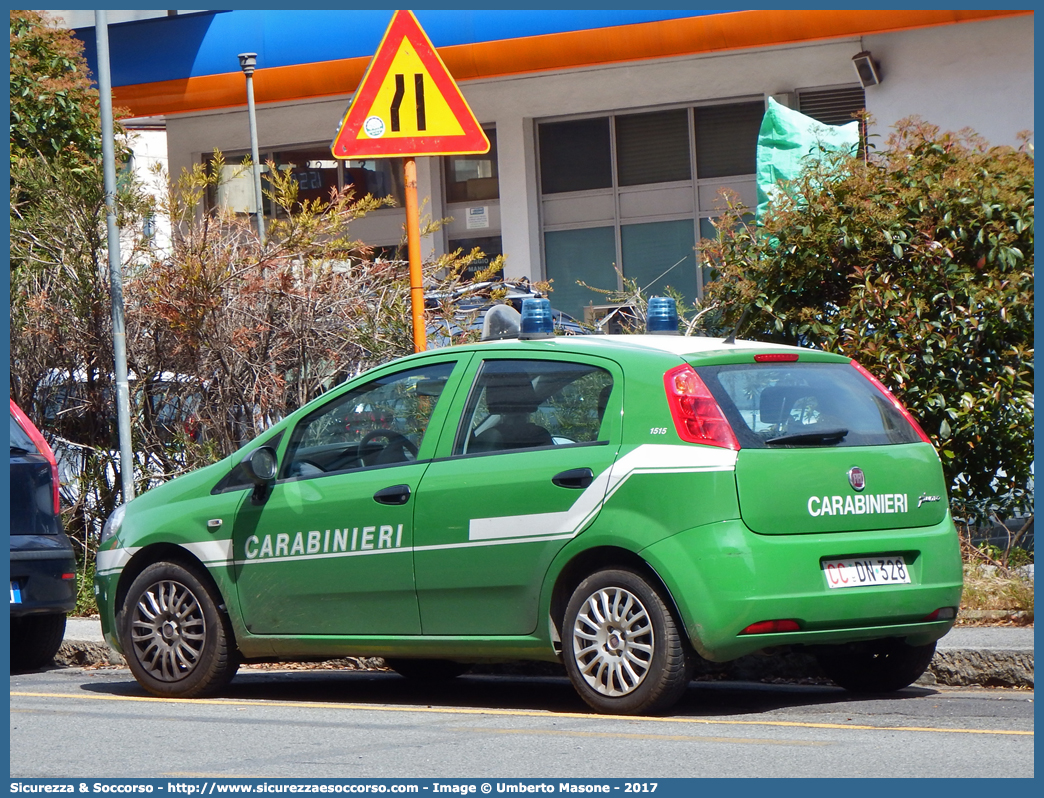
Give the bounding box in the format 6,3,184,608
95,546,141,577
467,443,736,542
95,539,235,577
96,444,737,574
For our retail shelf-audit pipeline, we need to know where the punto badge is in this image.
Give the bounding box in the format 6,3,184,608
848,467,866,491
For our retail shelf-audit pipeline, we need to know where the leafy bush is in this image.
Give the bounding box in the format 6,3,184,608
698,119,1034,525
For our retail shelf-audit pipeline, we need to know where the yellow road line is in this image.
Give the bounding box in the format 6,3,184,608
449,726,831,746
10,691,1033,736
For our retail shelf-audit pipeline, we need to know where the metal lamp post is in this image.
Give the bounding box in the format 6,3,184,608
238,52,265,244
95,10,135,501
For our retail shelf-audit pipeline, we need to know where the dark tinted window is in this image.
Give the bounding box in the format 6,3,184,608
697,362,922,448
539,118,612,194
10,414,37,453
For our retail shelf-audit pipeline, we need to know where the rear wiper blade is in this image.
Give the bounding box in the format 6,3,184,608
766,428,849,446
10,446,31,455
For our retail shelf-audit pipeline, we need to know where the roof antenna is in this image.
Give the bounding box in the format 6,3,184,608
722,306,750,345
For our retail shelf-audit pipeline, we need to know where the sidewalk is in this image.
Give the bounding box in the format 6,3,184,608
56,618,1033,688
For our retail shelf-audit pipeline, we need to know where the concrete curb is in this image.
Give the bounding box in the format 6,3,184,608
926,649,1034,688
56,624,1033,689
55,640,125,668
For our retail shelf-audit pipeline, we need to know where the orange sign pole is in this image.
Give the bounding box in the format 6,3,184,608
404,157,426,353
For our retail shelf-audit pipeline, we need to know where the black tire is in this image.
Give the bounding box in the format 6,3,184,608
119,560,238,698
563,568,692,715
10,613,67,671
384,658,471,681
816,639,937,693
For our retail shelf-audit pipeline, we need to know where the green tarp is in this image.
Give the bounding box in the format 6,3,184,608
755,97,860,221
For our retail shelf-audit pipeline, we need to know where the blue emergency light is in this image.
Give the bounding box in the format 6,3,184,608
647,296,679,334
520,297,554,339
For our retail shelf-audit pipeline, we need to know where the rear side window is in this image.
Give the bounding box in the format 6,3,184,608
10,414,38,453
455,359,614,455
696,362,922,448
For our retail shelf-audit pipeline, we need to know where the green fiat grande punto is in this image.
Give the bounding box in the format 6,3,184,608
96,299,962,714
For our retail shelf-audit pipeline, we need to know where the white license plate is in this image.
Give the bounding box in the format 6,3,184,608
823,556,911,589
11,581,22,604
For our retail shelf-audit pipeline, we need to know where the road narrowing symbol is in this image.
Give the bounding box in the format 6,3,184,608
331,10,489,158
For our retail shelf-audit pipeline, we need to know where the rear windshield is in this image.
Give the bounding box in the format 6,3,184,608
10,413,38,453
695,362,923,449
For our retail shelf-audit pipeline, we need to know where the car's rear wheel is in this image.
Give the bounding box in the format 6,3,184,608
384,658,471,681
816,639,937,693
563,568,692,715
10,613,67,671
120,560,238,698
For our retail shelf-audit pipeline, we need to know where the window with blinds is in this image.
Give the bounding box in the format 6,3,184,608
538,100,764,318
538,118,613,194
693,102,764,179
616,109,691,186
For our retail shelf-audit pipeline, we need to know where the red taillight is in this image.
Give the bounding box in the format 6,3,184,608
849,360,933,445
10,399,61,514
740,619,801,635
922,607,957,621
61,573,76,581
663,365,740,450
754,353,800,362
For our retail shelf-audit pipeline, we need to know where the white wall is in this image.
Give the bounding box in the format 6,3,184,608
163,16,1032,282
864,16,1033,149
125,127,172,258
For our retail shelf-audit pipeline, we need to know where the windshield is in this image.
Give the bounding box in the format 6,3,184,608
695,362,923,449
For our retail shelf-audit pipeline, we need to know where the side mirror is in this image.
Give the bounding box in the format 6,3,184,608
242,446,278,494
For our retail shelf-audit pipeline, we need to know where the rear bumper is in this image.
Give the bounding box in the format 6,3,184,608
641,514,963,661
9,550,77,617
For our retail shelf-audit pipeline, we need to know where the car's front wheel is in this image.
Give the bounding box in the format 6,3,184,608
563,568,692,715
815,639,937,693
120,560,238,698
10,613,67,671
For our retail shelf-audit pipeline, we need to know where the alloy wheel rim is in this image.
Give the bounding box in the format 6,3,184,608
129,579,206,682
571,586,654,697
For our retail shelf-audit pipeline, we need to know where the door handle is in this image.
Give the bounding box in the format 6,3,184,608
552,468,594,490
373,484,411,505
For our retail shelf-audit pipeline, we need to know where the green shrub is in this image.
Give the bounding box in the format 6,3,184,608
699,119,1033,525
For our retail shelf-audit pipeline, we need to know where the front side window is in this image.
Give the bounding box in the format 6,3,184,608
283,362,455,477
697,362,923,448
445,129,499,203
205,151,406,215
272,149,339,211
343,158,405,205
455,359,613,455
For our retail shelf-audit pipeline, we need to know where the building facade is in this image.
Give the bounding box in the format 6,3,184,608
57,9,1033,319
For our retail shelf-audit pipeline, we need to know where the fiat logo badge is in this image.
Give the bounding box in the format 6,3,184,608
848,467,866,491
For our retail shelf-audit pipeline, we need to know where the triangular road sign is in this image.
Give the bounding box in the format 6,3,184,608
331,10,490,158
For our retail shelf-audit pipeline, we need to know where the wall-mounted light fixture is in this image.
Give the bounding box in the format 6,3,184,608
852,51,881,87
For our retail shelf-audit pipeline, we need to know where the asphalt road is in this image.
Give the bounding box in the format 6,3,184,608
9,666,1034,779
